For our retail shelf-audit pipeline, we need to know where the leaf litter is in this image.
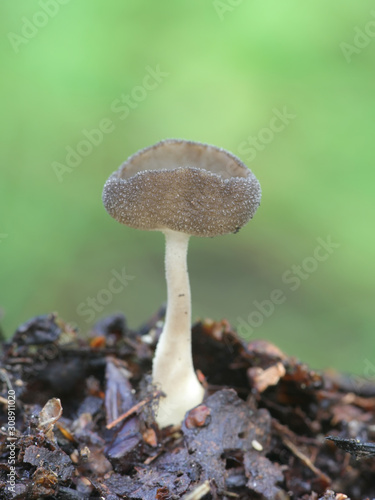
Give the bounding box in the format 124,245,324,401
0,312,375,499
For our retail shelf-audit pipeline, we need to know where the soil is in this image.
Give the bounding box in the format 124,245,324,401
0,310,375,499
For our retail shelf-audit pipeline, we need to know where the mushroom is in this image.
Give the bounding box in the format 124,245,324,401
102,139,261,427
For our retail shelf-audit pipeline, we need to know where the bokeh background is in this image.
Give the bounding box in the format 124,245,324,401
1,1,374,375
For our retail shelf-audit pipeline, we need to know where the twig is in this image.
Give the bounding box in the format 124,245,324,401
273,419,330,482
0,368,14,392
106,390,162,430
282,435,327,478
221,491,240,498
182,481,210,500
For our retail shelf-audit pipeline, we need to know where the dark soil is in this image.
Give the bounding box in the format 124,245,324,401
0,310,375,499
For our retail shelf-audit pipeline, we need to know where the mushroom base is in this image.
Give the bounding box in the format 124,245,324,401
153,368,205,428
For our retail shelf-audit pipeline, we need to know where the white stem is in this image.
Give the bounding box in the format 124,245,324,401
152,229,204,427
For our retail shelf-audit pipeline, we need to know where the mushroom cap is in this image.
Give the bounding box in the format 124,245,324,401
102,139,261,237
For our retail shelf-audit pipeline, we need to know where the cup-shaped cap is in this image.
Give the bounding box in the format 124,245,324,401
102,139,261,237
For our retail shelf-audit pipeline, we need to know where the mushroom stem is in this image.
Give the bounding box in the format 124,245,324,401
152,229,204,427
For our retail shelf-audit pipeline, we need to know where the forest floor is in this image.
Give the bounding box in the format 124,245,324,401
0,310,375,499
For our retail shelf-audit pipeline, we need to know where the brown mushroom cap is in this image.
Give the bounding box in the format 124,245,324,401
102,139,261,237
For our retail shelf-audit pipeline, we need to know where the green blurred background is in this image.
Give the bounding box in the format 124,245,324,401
1,1,374,375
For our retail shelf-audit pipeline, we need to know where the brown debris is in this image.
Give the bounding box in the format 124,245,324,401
247,339,288,361
37,397,62,441
0,311,375,498
23,445,74,482
247,361,286,393
185,405,211,429
142,427,158,447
